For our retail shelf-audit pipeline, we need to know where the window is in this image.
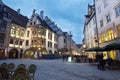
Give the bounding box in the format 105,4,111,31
106,14,111,23
31,40,33,45
30,22,32,25
16,28,20,38
101,33,106,43
10,26,15,37
54,44,57,48
108,29,115,40
100,20,104,27
20,41,23,45
15,40,18,45
64,39,66,43
98,6,101,13
0,33,5,44
10,39,14,44
54,35,57,42
48,32,52,40
38,31,41,37
27,31,30,37
103,0,108,7
99,36,102,43
48,42,52,48
26,40,29,46
115,5,120,17
34,22,36,25
42,40,43,45
20,30,24,38
34,40,36,46
0,20,7,30
93,17,96,24
118,25,120,34
37,40,40,46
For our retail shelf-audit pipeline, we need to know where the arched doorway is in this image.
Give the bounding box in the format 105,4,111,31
24,48,35,58
49,50,52,54
25,50,34,58
54,51,58,54
9,48,19,59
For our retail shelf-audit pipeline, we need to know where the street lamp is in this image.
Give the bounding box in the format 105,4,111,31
83,44,86,49
68,31,72,62
82,44,86,55
37,47,41,59
38,48,41,50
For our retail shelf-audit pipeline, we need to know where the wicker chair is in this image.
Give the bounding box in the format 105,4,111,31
0,67,9,80
0,72,2,80
8,63,15,78
28,64,36,80
11,68,29,80
17,64,26,69
8,63,15,70
0,62,7,68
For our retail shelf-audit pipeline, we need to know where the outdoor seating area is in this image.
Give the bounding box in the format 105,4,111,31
106,60,120,70
0,62,36,80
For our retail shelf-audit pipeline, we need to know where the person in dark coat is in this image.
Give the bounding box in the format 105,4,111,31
99,53,105,70
106,58,113,69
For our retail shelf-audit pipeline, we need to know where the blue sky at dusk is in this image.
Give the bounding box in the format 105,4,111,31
3,0,93,44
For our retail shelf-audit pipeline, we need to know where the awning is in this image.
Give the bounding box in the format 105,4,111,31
86,47,103,52
103,43,120,51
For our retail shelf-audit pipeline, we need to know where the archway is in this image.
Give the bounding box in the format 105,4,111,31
54,51,58,54
49,50,52,54
9,48,19,59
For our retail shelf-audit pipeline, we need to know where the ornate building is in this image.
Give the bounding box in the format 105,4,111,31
0,0,80,59
83,4,97,60
95,0,120,60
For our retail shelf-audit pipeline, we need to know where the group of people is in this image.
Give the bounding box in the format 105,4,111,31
96,53,113,71
62,54,69,61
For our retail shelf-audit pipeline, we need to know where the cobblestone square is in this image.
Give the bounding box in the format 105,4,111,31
1,59,120,80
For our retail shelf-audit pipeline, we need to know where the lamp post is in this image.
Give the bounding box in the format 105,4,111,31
82,44,86,55
68,31,72,62
70,31,72,55
37,47,41,59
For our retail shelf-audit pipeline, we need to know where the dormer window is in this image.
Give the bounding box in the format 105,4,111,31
98,6,101,13
115,5,120,17
103,0,108,8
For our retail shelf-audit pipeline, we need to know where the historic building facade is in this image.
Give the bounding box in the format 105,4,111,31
83,0,120,61
0,0,80,59
95,0,120,60
0,1,11,59
6,8,28,59
83,4,97,60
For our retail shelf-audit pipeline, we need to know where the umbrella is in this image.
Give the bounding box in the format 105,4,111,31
103,43,120,51
86,47,103,52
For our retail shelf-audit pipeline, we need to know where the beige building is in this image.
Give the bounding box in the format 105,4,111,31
95,0,120,60
0,0,79,59
83,4,97,59
7,8,28,58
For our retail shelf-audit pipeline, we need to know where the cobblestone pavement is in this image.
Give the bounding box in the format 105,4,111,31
1,59,120,80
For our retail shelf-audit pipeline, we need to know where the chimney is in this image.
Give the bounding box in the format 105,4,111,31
17,9,20,14
40,11,44,19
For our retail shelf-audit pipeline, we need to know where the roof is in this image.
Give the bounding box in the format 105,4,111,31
4,5,28,27
41,20,56,33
